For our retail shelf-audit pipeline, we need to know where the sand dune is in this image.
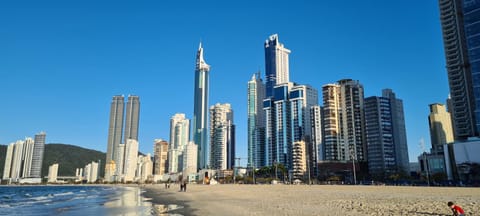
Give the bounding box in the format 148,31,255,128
143,184,480,216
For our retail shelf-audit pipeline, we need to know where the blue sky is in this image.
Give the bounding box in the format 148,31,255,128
0,1,448,164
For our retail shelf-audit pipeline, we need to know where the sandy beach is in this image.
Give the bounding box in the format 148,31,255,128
142,184,480,216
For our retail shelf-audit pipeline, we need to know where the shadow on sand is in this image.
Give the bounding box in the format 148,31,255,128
408,211,450,216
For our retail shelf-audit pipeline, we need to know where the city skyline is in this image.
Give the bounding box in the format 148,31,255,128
0,1,448,164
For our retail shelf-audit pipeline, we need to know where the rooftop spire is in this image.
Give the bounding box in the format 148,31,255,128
196,42,210,71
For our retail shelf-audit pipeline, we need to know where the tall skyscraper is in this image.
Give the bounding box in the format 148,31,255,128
365,96,396,177
428,103,455,154
153,139,169,175
192,43,210,170
209,103,235,170
322,79,366,162
322,84,341,161
365,89,410,177
438,0,479,140
31,132,46,178
124,95,140,144
263,82,318,171
106,95,125,165
383,89,409,172
289,84,318,177
104,95,140,181
463,1,480,131
247,72,266,168
168,113,190,173
265,34,291,97
264,82,293,167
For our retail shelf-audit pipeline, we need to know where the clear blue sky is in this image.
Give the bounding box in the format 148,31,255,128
0,1,448,164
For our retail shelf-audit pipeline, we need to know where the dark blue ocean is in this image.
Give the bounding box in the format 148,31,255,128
0,185,155,216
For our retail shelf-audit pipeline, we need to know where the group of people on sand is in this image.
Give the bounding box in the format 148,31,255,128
178,175,187,192
164,177,187,192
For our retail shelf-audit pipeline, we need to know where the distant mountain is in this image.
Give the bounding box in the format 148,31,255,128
0,143,106,178
42,143,106,177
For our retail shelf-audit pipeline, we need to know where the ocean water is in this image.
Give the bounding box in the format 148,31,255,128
0,185,156,216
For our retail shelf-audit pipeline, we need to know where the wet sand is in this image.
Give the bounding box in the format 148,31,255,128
142,184,480,216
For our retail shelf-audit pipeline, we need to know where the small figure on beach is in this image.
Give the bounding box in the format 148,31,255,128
182,180,187,192
447,201,465,216
165,178,171,189
178,175,185,192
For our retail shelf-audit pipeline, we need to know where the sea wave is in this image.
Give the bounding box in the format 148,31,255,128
54,192,74,196
31,195,53,201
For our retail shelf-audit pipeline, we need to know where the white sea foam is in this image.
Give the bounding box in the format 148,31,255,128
32,195,51,201
54,192,74,196
70,196,84,201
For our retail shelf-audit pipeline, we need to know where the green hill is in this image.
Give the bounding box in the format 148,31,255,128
0,143,106,178
42,143,106,177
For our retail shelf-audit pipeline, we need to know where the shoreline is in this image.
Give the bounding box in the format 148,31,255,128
142,183,194,215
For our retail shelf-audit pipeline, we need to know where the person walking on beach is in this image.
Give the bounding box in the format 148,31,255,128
448,201,465,216
182,179,187,192
178,175,184,192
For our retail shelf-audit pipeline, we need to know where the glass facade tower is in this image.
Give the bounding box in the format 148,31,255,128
247,72,265,168
192,43,210,170
463,0,480,132
438,0,478,139
264,34,291,98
